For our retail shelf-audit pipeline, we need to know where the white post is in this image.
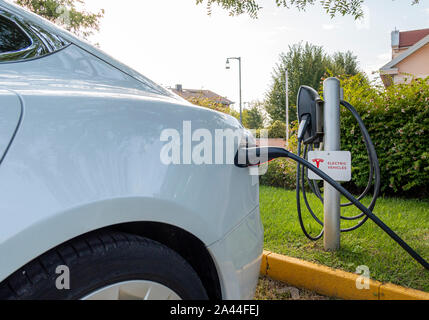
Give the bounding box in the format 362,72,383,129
239,57,242,125
323,77,341,251
285,69,289,149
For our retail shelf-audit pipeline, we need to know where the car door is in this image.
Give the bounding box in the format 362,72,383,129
0,8,62,165
0,89,21,164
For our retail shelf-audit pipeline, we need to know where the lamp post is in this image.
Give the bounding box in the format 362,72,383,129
226,57,242,124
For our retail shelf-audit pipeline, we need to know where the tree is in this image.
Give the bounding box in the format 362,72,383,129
329,51,359,76
15,0,104,39
227,101,266,129
268,120,286,139
186,95,266,129
196,0,421,19
265,42,359,123
185,96,232,114
243,104,264,129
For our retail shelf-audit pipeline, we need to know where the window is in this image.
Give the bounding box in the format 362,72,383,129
0,8,70,63
0,15,31,54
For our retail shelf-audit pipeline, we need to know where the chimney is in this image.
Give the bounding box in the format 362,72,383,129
175,84,183,92
391,29,400,49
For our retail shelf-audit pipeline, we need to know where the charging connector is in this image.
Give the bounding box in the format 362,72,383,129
298,114,311,142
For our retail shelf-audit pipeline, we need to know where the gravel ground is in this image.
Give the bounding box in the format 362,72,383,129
255,276,331,300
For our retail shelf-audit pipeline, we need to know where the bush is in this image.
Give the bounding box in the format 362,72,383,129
260,121,299,189
259,158,297,189
340,74,429,197
268,120,286,139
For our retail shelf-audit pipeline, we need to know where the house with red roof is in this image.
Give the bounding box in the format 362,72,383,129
171,84,234,106
380,28,429,87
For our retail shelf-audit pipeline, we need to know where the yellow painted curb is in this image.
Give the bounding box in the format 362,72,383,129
379,283,429,300
261,251,429,300
260,251,270,276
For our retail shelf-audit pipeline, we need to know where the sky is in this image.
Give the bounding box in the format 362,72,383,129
82,0,429,108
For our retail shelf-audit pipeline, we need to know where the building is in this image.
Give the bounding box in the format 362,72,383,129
171,84,234,106
380,28,429,87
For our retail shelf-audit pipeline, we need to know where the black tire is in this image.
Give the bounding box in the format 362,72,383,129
0,231,208,300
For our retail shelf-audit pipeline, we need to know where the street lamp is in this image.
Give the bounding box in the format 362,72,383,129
225,59,230,70
226,57,242,124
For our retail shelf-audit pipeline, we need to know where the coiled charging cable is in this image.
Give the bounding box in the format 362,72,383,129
296,100,381,240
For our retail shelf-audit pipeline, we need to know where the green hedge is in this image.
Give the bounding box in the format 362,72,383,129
268,120,287,139
341,74,429,197
260,74,429,198
259,158,297,189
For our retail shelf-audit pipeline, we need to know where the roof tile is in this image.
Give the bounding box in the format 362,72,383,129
171,88,234,105
399,28,429,48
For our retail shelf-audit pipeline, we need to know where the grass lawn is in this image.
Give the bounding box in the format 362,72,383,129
260,186,429,292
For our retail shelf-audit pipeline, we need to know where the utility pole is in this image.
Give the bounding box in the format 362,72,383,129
226,57,242,124
239,57,242,124
285,69,289,148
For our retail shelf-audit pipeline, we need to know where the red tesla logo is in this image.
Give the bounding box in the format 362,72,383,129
312,158,324,169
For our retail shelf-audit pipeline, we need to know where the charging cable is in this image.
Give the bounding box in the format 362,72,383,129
234,146,429,270
296,115,324,240
296,100,382,241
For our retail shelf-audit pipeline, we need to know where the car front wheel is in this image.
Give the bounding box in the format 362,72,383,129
0,231,208,300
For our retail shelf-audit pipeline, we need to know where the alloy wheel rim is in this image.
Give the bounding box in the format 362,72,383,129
81,280,182,300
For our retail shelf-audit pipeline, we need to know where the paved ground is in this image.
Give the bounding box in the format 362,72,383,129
255,276,331,300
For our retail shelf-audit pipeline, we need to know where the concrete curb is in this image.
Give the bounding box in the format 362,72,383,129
261,250,429,300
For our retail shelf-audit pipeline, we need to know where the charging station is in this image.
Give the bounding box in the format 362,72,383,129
294,77,383,251
235,77,429,270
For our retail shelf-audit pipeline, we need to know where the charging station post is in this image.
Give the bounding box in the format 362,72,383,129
323,77,341,251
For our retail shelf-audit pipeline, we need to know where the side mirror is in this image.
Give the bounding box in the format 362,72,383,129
297,86,324,147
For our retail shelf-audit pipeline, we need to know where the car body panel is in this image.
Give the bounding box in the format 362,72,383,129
0,90,22,162
208,207,263,300
0,45,260,288
0,1,263,299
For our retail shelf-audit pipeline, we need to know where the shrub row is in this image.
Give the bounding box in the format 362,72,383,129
340,74,429,197
260,74,429,198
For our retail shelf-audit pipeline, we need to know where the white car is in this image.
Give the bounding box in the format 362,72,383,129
0,1,263,300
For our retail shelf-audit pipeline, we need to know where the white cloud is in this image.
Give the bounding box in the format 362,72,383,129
322,22,343,31
377,52,391,61
355,5,371,30
276,25,295,32
322,24,336,30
